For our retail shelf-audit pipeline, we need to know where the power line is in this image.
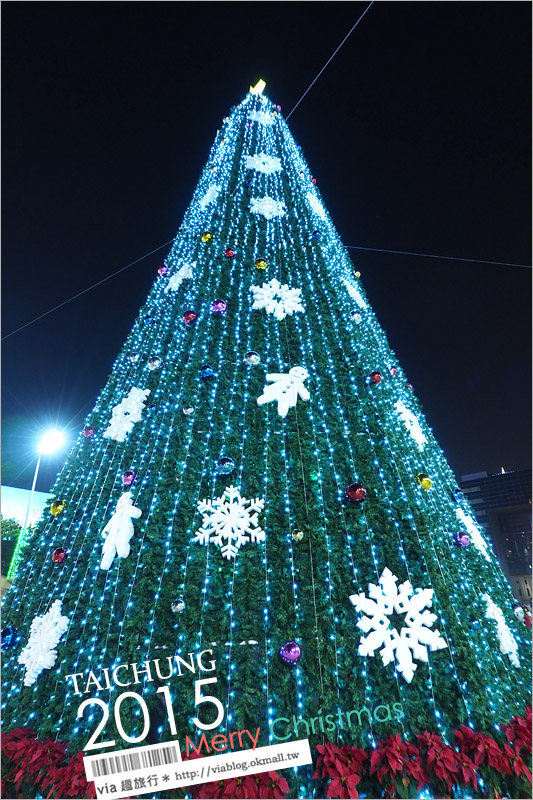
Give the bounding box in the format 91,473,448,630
1,239,176,341
344,244,532,269
286,1,375,121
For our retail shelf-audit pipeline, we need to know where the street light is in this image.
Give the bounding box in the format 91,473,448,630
6,429,66,582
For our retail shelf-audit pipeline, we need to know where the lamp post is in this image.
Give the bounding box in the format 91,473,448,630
6,429,65,582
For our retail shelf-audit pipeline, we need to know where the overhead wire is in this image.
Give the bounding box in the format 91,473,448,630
286,1,375,120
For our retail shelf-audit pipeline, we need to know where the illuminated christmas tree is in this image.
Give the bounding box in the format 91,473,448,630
1,85,531,799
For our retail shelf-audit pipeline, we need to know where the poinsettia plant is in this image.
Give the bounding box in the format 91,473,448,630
369,733,426,799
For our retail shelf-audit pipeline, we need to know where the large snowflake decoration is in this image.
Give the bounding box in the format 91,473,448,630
250,278,303,321
199,185,220,209
248,110,275,126
18,600,69,686
306,191,327,220
249,196,286,220
193,486,266,560
395,400,427,450
342,277,367,309
456,508,491,562
103,387,151,442
482,594,520,667
245,153,283,174
164,262,195,293
349,568,447,683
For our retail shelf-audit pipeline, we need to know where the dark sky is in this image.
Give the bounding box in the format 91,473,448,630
2,1,531,494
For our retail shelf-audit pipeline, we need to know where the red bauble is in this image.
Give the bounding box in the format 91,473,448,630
408,384,413,391
52,548,68,564
389,367,398,377
158,266,169,276
370,371,382,384
345,483,367,503
83,426,95,438
224,248,236,258
311,177,317,185
183,311,197,324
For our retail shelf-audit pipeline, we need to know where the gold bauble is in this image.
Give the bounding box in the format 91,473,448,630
355,271,361,278
291,530,304,542
201,231,213,243
50,500,67,517
254,258,267,270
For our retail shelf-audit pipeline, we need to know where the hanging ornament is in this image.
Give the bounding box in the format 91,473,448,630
147,404,158,414
199,365,215,379
224,248,236,258
345,483,367,504
311,230,322,240
311,177,317,185
122,470,137,487
50,500,67,517
254,258,267,270
100,492,142,571
355,271,361,278
291,530,304,542
452,488,464,502
158,266,170,277
144,315,153,325
182,405,195,416
390,367,398,376
408,384,413,391
171,599,186,614
183,310,197,325
279,641,302,665
215,457,236,476
244,351,261,365
416,473,432,490
83,426,95,438
211,299,227,314
351,312,362,324
275,104,282,112
147,357,161,371
201,231,213,243
1,626,19,652
453,532,470,548
468,617,481,631
245,176,254,188
369,371,382,384
52,548,68,564
130,353,140,363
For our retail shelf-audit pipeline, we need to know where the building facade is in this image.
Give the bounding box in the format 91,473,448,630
460,469,532,606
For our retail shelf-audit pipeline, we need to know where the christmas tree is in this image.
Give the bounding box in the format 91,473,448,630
1,85,531,799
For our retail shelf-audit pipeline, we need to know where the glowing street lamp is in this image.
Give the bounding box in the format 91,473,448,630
6,429,66,582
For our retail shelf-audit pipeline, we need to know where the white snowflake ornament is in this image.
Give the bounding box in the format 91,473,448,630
164,262,195,293
103,388,151,442
248,110,275,126
249,196,286,220
257,366,310,418
245,153,283,174
193,486,265,560
349,568,447,683
250,278,303,321
18,600,69,686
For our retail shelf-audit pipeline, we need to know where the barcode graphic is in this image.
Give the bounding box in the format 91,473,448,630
89,744,179,778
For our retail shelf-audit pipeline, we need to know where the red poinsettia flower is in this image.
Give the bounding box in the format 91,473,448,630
502,707,532,757
416,730,460,793
502,743,533,784
257,770,290,799
325,763,361,799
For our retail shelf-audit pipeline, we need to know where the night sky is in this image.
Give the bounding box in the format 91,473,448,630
2,1,531,494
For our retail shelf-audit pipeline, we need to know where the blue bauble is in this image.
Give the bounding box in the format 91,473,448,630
1,626,19,652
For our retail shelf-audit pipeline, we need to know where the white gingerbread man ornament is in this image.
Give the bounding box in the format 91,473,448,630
257,366,310,418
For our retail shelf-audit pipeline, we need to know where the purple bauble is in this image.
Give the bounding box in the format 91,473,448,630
453,531,470,548
279,641,302,665
211,299,227,314
122,470,137,487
